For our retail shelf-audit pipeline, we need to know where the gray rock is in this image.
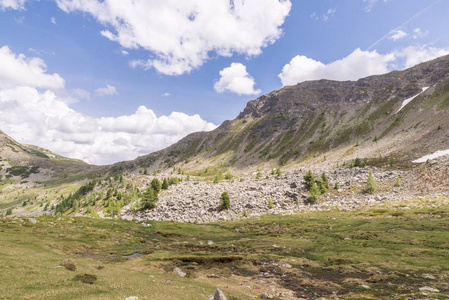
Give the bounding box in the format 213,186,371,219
28,218,37,224
419,286,439,293
123,297,138,300
214,288,227,300
173,267,186,277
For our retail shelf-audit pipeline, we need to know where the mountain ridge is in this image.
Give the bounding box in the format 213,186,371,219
120,54,449,173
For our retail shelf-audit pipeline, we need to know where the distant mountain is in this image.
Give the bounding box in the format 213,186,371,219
0,130,99,184
122,54,449,172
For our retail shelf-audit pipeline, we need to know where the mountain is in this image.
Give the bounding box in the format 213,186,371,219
123,54,449,172
0,130,102,215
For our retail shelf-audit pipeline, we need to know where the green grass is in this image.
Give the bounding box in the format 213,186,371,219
1,206,449,299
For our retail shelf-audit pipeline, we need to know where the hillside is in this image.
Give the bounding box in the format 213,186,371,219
123,54,449,173
0,130,102,216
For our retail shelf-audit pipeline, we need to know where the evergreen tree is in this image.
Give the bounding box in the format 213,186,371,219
141,187,158,210
220,192,230,210
151,178,162,193
304,170,314,190
162,178,169,190
366,169,376,194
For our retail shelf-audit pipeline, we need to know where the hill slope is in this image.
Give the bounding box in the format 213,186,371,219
0,130,102,215
124,54,449,173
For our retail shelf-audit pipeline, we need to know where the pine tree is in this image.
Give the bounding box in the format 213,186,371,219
220,192,230,210
304,170,314,190
151,178,162,193
162,178,169,190
366,169,376,194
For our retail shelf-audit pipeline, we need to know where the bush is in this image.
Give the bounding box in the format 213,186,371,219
161,178,169,190
224,172,233,180
318,172,329,194
213,173,223,183
6,208,12,216
141,187,158,210
220,192,230,210
305,195,317,205
366,169,376,194
267,199,273,209
394,177,400,187
151,178,162,193
304,170,314,190
73,273,97,284
334,182,340,190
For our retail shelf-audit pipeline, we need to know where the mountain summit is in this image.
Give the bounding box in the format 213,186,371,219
125,54,449,172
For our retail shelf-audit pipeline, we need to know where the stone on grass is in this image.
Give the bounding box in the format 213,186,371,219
214,288,227,300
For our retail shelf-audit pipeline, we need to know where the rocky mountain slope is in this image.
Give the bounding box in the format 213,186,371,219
0,130,102,215
124,54,449,173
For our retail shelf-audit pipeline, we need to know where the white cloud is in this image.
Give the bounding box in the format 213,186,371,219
310,8,336,22
279,45,449,86
51,17,56,24
0,46,64,90
363,0,388,12
121,50,129,56
0,0,26,10
412,28,428,39
55,0,292,75
0,47,217,165
389,29,407,41
95,85,117,96
70,88,90,100
214,63,261,95
162,92,170,97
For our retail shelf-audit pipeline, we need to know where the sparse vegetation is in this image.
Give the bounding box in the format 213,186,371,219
267,199,273,209
220,192,230,210
366,169,376,194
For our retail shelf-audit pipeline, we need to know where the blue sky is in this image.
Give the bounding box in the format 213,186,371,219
0,0,448,164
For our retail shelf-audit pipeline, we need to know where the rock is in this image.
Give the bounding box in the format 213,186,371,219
290,182,297,188
214,288,227,300
207,240,214,245
123,297,138,300
261,292,274,299
173,267,186,277
419,286,439,293
28,218,37,224
422,273,436,280
361,284,370,289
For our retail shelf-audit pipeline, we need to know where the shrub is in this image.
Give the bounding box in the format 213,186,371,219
161,178,169,190
389,157,394,167
224,172,233,180
334,182,340,190
394,177,400,187
220,192,230,210
141,187,158,210
366,169,376,194
151,178,162,193
304,170,314,190
6,208,12,216
318,172,329,194
243,210,248,217
267,199,274,209
73,273,97,284
213,173,223,183
305,195,317,205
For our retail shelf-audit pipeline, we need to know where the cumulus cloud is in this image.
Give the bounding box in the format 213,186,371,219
95,85,117,96
279,45,449,86
51,17,56,24
214,63,261,95
55,0,291,75
0,0,26,10
0,46,64,89
389,29,407,41
0,47,217,165
162,92,170,97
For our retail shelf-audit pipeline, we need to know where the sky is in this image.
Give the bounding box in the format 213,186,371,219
0,0,449,165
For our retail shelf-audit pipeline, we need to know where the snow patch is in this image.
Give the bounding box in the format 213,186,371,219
413,149,449,163
395,87,429,114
